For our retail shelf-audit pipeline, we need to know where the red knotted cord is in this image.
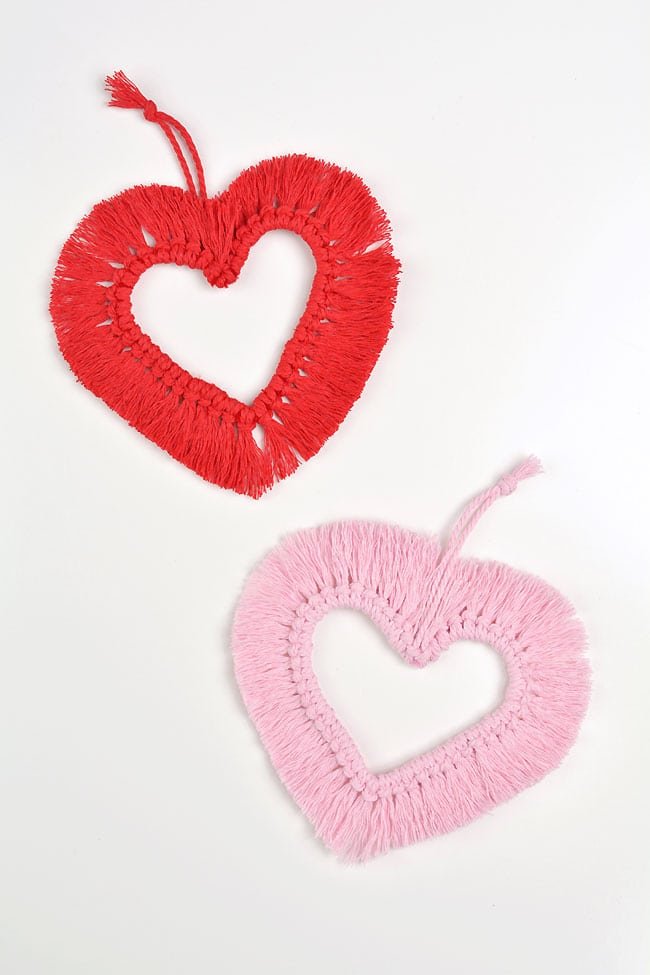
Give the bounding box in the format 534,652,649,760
105,71,207,198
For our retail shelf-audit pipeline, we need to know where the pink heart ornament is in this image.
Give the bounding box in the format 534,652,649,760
233,459,590,860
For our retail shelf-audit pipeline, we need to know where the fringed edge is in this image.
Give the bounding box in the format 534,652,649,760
232,522,590,860
50,155,399,497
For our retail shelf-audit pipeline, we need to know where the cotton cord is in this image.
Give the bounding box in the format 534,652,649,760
232,458,590,860
106,71,207,198
50,72,399,496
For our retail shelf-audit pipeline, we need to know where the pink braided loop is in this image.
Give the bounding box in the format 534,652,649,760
432,456,543,592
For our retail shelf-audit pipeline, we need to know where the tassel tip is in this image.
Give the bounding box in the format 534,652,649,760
499,455,543,496
105,70,147,111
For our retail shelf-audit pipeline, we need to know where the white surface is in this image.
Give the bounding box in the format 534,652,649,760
1,2,649,972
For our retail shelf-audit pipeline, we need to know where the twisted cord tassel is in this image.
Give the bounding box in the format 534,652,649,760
105,71,207,198
434,456,543,584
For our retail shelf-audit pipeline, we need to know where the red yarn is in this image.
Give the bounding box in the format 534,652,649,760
50,73,399,497
105,71,207,198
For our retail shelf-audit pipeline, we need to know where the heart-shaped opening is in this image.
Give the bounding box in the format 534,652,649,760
130,230,315,403
313,608,507,774
52,160,399,495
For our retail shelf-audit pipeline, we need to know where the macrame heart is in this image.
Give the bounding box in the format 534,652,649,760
233,459,590,860
50,73,398,497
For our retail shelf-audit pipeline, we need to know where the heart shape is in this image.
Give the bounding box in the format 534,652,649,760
313,610,506,773
232,461,590,860
130,235,314,402
50,75,398,497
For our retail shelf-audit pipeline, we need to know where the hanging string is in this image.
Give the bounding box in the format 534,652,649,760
434,456,543,583
105,71,207,198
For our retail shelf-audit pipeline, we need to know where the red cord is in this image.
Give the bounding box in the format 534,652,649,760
105,71,207,198
51,79,399,495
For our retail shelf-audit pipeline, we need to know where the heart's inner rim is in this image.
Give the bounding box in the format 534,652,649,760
313,607,507,774
286,583,528,800
104,208,333,428
129,231,317,404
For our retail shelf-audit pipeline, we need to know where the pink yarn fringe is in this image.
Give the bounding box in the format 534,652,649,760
232,459,590,860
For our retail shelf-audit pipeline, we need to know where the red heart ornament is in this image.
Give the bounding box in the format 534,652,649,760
233,460,590,860
50,73,398,497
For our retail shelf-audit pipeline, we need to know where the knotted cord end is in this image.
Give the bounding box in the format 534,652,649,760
497,456,543,496
103,70,207,198
431,455,544,603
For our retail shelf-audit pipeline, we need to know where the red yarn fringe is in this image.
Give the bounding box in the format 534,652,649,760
51,154,399,496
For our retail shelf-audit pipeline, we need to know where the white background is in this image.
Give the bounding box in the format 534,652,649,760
2,2,649,972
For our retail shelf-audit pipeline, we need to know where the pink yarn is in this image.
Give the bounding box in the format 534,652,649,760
232,459,590,860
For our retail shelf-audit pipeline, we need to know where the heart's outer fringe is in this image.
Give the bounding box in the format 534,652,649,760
50,154,399,496
232,469,590,860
